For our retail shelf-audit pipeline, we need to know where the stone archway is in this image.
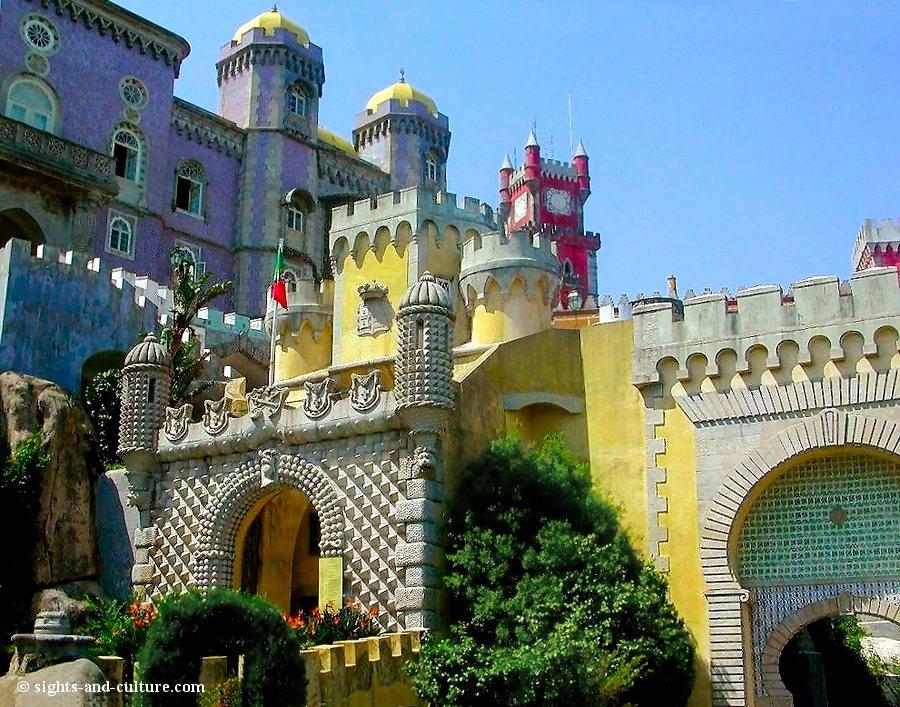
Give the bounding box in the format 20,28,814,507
0,212,45,251
699,408,900,706
756,594,900,706
194,450,345,601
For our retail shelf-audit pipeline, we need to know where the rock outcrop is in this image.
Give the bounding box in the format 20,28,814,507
0,372,101,587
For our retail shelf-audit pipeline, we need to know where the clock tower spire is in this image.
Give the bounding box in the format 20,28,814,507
502,132,600,308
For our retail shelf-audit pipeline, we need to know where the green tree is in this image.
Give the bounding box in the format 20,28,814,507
163,265,233,407
82,368,122,466
413,436,696,707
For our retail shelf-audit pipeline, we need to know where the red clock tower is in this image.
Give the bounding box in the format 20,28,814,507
497,131,600,309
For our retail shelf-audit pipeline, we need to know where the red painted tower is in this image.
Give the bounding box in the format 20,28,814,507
499,132,600,309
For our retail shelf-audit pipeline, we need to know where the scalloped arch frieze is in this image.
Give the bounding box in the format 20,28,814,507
193,450,344,589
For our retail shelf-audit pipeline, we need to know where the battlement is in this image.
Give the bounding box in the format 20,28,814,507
852,218,900,270
631,266,900,387
596,294,635,323
461,229,558,274
301,630,424,706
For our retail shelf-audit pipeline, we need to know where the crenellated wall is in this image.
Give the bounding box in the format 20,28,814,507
301,630,426,707
631,267,900,391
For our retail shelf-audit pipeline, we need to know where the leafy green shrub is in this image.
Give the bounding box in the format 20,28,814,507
0,431,51,655
82,368,122,467
287,599,381,648
136,589,305,707
413,436,696,707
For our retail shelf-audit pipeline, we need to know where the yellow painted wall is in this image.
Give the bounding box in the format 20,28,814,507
255,491,309,612
656,404,711,707
580,321,648,540
337,243,409,365
275,320,332,382
469,279,551,347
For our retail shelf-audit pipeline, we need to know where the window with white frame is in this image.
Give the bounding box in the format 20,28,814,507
175,160,204,216
286,205,305,233
112,128,141,181
172,240,205,278
287,85,307,118
106,213,135,257
282,269,298,293
6,78,55,132
425,154,438,182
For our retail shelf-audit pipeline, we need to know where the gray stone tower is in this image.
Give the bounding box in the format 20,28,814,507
119,333,170,528
353,76,450,192
393,272,455,629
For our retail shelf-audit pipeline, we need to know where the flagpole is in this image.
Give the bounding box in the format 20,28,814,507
268,238,284,386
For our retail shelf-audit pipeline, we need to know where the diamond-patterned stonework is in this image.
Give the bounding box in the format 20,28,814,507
146,433,408,631
739,452,900,584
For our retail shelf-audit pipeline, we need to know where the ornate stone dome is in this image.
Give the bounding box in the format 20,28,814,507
232,8,310,47
365,75,437,116
124,333,169,367
400,272,452,310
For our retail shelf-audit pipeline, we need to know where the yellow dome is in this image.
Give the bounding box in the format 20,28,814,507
317,126,356,156
365,78,437,116
233,9,310,47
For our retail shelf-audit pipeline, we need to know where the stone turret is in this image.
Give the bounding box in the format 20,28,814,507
266,273,334,382
119,333,170,528
460,229,560,345
393,272,455,629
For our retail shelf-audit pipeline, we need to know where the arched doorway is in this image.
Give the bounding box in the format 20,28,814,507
0,210,45,251
738,449,900,704
235,488,320,614
700,409,900,706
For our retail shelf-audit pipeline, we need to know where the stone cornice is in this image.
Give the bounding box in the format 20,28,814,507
674,370,900,424
28,0,190,76
215,44,324,95
171,98,244,158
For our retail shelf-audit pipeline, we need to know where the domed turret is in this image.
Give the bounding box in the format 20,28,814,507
365,76,438,116
118,333,171,460
232,7,310,47
354,71,450,191
394,273,455,414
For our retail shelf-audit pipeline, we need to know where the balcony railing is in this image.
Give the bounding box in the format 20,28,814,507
0,115,118,195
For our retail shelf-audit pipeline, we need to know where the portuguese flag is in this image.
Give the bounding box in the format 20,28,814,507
270,239,287,309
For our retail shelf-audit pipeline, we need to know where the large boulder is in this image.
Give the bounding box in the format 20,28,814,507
0,372,100,586
0,659,108,707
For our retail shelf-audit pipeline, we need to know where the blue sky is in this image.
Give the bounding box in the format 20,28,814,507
123,1,900,301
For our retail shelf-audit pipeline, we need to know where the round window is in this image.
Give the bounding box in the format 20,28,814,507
119,77,149,110
20,15,59,55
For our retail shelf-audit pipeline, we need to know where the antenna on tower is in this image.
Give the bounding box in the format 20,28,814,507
568,92,574,157
549,134,554,159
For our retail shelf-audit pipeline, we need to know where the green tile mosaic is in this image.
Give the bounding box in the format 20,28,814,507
739,452,900,584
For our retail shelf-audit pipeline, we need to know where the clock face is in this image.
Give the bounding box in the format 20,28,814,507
513,192,528,222
545,188,572,215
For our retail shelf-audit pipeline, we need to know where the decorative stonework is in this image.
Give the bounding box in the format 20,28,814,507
675,370,900,424
700,408,900,706
202,398,229,435
163,403,192,443
20,14,60,55
246,386,287,419
644,407,669,570
350,371,382,413
171,99,245,158
356,282,391,336
303,378,339,419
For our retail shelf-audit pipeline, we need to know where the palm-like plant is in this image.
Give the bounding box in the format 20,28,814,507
161,260,233,406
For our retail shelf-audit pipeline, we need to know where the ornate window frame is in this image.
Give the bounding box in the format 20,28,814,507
20,14,60,56
287,83,307,118
173,159,207,219
106,211,135,259
4,75,59,134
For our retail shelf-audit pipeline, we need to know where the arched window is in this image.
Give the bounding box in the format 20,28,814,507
112,128,141,181
106,213,134,258
287,84,307,118
286,205,304,233
282,269,298,294
174,160,205,216
424,154,438,182
5,77,56,132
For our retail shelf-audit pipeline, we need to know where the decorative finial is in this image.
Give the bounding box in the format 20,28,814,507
399,68,405,83
271,3,278,11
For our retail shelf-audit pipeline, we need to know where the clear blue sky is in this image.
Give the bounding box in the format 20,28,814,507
122,0,900,300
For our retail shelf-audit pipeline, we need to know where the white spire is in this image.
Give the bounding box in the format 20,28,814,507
501,153,513,170
574,139,588,158
526,130,539,147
